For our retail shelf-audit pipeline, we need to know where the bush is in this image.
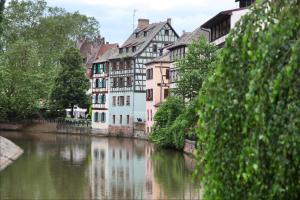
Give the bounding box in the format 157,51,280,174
149,97,185,149
197,0,300,199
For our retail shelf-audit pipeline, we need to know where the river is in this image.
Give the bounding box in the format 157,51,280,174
0,131,202,200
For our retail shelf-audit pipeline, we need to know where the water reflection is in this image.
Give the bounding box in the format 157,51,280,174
0,131,201,199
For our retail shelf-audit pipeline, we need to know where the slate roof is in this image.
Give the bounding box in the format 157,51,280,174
145,52,171,65
93,45,119,63
167,26,209,50
111,21,174,59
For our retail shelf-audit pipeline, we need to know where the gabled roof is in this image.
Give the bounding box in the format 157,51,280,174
167,26,209,50
93,45,119,63
201,7,247,29
111,20,178,59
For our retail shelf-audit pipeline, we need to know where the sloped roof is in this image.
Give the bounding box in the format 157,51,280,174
145,52,171,65
93,45,119,63
111,21,175,59
201,7,247,28
168,26,209,50
96,43,119,59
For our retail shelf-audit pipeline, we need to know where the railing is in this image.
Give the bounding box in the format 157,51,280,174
35,118,91,128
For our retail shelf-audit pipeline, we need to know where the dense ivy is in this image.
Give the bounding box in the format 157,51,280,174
197,0,300,199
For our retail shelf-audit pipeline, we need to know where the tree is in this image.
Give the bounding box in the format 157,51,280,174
197,0,300,199
0,0,5,51
0,0,100,121
49,47,89,118
173,36,218,101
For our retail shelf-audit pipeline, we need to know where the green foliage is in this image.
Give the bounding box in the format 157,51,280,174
149,97,185,149
49,47,89,116
0,0,99,121
0,0,5,51
151,36,217,149
173,36,218,101
197,0,300,199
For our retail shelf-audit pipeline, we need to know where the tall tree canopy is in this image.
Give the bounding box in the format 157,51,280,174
197,0,300,199
0,0,5,51
49,47,89,117
0,0,100,121
173,36,217,101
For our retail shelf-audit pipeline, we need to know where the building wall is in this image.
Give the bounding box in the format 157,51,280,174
145,62,170,134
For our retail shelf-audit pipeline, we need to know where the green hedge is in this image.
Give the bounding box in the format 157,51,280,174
197,0,300,199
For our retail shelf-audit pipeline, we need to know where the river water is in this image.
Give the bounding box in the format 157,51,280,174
0,131,202,200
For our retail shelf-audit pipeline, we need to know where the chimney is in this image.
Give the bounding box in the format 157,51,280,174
167,18,171,25
138,19,150,28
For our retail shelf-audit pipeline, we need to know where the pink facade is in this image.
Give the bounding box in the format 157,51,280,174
145,56,171,135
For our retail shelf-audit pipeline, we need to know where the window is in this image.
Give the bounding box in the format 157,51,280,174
126,96,130,106
126,60,131,69
165,29,169,36
101,94,106,104
94,112,99,122
146,89,153,101
120,115,122,124
119,48,123,54
150,109,153,121
113,78,118,88
135,33,138,38
119,77,124,87
146,68,153,80
144,31,147,37
166,69,170,79
153,44,157,53
112,96,116,106
102,79,106,88
126,115,130,124
119,96,125,106
119,61,124,70
95,79,99,88
127,77,132,87
112,62,117,71
147,110,149,121
101,112,106,123
164,89,169,99
126,48,129,53
113,115,116,124
132,46,136,52
95,94,99,104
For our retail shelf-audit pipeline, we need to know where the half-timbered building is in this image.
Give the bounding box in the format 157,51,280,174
108,18,179,135
91,44,118,133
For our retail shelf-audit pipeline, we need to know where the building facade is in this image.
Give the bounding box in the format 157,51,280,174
145,53,171,134
91,45,118,132
107,18,178,135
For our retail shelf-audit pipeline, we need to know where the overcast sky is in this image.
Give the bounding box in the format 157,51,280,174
45,0,238,45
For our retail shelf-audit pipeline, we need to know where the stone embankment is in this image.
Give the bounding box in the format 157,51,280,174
0,136,23,171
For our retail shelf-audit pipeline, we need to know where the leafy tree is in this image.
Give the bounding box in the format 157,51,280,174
49,47,89,118
0,0,100,121
173,36,218,101
197,0,300,199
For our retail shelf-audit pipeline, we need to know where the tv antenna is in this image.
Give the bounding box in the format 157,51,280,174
133,9,138,31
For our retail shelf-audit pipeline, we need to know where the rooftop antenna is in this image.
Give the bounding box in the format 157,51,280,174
133,9,138,31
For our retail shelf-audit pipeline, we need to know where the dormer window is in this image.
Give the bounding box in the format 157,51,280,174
165,29,169,36
119,48,123,54
132,46,136,52
144,31,147,37
135,33,138,38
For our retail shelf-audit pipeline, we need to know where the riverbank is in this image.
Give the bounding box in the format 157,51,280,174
0,136,23,171
0,121,196,155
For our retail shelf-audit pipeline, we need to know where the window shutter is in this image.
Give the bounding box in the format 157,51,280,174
103,95,106,104
103,113,106,123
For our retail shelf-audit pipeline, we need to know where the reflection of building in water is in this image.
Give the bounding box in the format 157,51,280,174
144,144,168,199
57,135,90,164
90,138,147,199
